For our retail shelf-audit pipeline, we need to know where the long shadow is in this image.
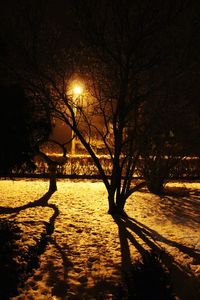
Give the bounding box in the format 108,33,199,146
160,195,200,226
159,186,200,227
113,215,200,300
33,237,73,299
22,202,59,274
0,190,72,298
0,190,54,214
127,217,200,261
165,185,200,198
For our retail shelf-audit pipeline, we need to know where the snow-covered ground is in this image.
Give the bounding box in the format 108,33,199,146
0,179,199,299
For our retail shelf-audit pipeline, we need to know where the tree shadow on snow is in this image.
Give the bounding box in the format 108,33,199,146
0,190,54,214
113,215,200,300
159,192,200,227
164,185,191,196
36,237,72,299
0,190,71,299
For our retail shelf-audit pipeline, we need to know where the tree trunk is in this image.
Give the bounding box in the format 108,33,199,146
146,178,164,195
108,192,117,214
117,198,126,212
48,163,57,192
115,190,125,211
116,195,127,215
108,190,127,215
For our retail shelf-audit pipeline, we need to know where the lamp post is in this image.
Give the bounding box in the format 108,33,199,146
71,84,83,156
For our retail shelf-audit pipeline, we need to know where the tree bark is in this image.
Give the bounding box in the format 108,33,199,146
146,178,164,195
108,192,117,214
116,197,126,213
48,163,57,192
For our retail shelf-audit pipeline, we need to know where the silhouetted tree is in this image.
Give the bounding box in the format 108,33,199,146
138,57,200,194
136,0,200,194
138,103,179,194
140,95,200,194
1,0,199,212
68,0,193,212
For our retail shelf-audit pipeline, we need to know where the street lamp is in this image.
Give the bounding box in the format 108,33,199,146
73,85,83,97
71,83,84,155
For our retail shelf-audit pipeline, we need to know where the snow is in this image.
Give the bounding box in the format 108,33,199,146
0,179,199,299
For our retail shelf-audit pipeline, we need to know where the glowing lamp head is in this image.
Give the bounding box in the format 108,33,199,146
73,85,83,96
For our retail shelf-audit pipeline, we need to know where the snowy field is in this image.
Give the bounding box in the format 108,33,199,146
0,179,200,299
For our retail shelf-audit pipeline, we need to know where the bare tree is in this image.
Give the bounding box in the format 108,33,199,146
138,96,182,194
139,86,200,194
63,0,191,213
138,11,200,194
1,0,196,213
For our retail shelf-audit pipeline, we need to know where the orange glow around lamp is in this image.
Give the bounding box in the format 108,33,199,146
73,85,83,96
